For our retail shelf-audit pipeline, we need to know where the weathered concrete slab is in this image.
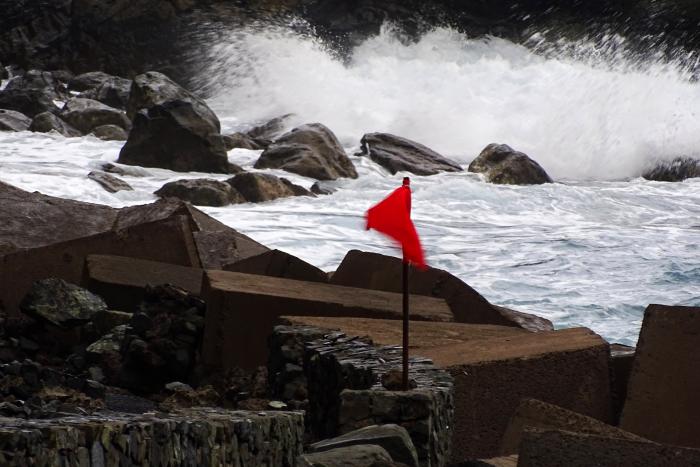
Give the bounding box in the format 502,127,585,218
224,249,328,283
85,255,204,311
282,316,526,353
620,304,700,448
609,343,634,425
500,398,645,455
201,270,453,370
329,250,552,331
430,328,611,461
518,429,700,467
0,216,199,315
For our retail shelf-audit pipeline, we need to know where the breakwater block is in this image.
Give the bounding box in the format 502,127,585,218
201,270,452,371
223,248,328,283
0,408,304,466
517,429,700,467
620,304,700,447
281,317,610,462
85,254,204,311
500,398,645,455
329,250,552,331
0,215,200,316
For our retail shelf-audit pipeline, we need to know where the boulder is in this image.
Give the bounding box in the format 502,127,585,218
155,178,242,207
642,157,700,181
29,111,81,136
201,270,452,370
311,182,336,195
87,171,133,193
60,98,131,134
247,113,295,142
255,123,358,180
500,399,646,455
518,429,700,467
0,109,32,132
118,100,235,173
310,424,418,467
620,304,700,448
330,250,553,331
126,71,220,132
228,173,313,203
68,71,116,92
468,143,552,185
297,445,395,467
91,124,128,141
358,133,462,175
19,278,107,328
223,249,328,283
0,88,58,117
85,255,203,312
79,76,131,110
223,132,263,150
5,69,64,100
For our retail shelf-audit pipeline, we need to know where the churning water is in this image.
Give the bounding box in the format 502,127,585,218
1,24,698,345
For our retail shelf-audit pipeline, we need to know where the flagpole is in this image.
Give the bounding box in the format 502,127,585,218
402,258,409,390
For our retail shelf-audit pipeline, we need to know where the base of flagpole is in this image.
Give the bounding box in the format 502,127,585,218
402,260,409,391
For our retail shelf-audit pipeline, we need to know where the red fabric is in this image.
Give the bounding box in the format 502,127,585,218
366,185,427,269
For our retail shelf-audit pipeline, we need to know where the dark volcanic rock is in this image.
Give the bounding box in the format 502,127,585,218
88,171,133,193
642,157,700,182
5,69,65,100
127,71,220,132
228,172,313,203
358,133,463,175
118,100,234,173
20,278,108,328
0,109,32,132
469,143,552,185
155,178,243,207
68,71,116,92
29,111,81,136
255,123,358,180
223,132,264,151
91,124,128,141
0,88,58,117
60,98,131,134
80,76,132,110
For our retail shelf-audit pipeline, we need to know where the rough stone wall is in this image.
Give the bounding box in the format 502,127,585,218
270,324,454,467
0,408,304,467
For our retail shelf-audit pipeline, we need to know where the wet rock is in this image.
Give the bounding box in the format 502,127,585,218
29,111,81,136
60,97,131,134
118,100,235,173
223,132,264,150
68,71,116,92
298,444,395,467
311,182,336,195
247,113,295,141
5,69,65,100
358,132,463,175
311,424,419,467
227,172,313,203
20,278,108,328
79,76,132,110
155,178,243,207
126,71,220,131
91,123,128,141
0,109,32,132
642,157,700,182
88,171,133,193
165,381,193,393
0,88,58,117
468,143,552,185
255,123,358,180
160,385,220,410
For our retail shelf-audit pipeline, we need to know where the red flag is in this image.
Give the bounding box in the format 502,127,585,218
366,177,426,269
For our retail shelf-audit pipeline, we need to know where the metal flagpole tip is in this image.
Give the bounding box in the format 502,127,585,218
402,177,410,186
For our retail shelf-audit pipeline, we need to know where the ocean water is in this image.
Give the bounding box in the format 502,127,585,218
1,25,699,346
